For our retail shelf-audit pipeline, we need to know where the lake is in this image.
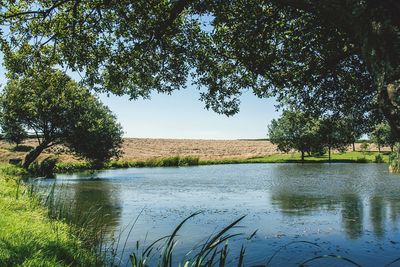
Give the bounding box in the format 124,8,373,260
34,163,400,266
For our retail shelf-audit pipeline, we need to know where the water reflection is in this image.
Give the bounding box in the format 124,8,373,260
341,194,363,239
36,164,400,266
389,197,400,226
271,187,400,240
268,164,400,240
271,193,335,216
37,177,122,236
370,196,385,238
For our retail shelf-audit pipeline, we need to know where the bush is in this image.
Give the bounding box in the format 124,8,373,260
360,142,370,153
374,153,384,163
389,145,400,173
310,146,327,157
28,157,58,178
11,145,34,152
356,156,368,163
159,156,180,167
179,156,200,166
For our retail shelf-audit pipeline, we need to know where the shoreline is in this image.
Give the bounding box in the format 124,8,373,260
54,151,390,174
0,165,101,266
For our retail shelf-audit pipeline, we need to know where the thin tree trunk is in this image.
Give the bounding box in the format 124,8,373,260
22,141,50,169
352,142,355,152
379,83,400,139
328,147,331,162
301,150,304,163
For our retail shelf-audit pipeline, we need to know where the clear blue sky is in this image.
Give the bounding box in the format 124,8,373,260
98,89,280,139
0,54,280,139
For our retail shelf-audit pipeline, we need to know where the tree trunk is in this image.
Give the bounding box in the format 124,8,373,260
328,147,331,162
22,141,50,169
301,150,304,163
377,80,400,139
352,142,355,152
378,144,381,152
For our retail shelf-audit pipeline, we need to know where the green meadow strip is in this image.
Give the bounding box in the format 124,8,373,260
52,152,390,173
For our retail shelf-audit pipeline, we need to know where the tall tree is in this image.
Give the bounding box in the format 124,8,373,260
0,1,398,135
0,68,123,169
318,117,354,161
268,111,319,162
371,122,397,152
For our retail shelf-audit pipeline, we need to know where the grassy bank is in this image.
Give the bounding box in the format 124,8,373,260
52,151,390,173
243,151,390,164
0,164,101,266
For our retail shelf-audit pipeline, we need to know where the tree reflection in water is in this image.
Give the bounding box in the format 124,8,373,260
54,178,122,238
341,194,363,239
271,187,400,239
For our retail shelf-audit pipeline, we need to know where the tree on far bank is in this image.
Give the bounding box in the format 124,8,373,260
318,117,354,161
268,111,319,162
371,122,397,152
269,112,360,162
0,68,124,169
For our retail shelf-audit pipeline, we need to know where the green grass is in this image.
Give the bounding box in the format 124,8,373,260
200,151,390,165
245,151,390,164
52,152,391,173
0,164,100,266
55,156,201,173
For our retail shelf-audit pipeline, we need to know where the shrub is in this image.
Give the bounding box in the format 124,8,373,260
356,156,368,163
159,156,180,167
360,142,370,153
28,157,58,178
11,145,34,152
374,153,384,163
389,145,400,173
179,156,200,166
55,162,92,173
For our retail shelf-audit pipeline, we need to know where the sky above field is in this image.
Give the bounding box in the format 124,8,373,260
99,90,280,139
0,55,280,139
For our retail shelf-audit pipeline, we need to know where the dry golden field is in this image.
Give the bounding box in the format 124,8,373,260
0,138,388,163
121,138,279,160
0,138,280,163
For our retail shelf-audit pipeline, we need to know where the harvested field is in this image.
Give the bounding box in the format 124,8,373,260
0,138,389,164
0,138,280,163
121,138,279,160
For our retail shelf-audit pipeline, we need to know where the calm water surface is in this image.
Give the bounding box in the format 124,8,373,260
35,163,400,266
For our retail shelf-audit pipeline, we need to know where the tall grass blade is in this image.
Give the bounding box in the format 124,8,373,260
266,240,319,266
299,254,361,267
385,257,400,267
118,208,144,266
237,245,245,267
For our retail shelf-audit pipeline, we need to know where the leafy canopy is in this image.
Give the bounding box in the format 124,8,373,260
0,67,123,168
268,111,320,158
0,117,26,146
370,122,397,151
268,111,356,159
0,1,399,135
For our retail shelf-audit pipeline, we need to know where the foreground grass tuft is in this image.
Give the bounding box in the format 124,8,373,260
0,164,100,266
